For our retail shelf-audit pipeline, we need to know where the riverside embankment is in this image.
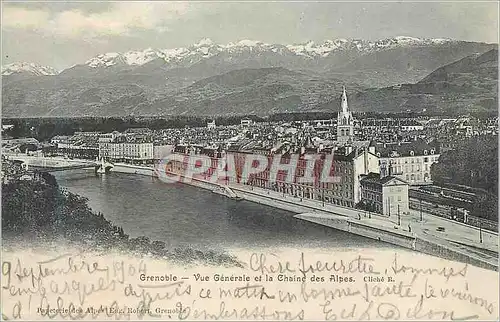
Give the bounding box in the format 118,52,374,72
111,163,156,176
12,154,497,269
149,169,498,271
54,160,497,270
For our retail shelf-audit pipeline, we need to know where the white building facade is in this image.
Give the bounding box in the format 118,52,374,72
375,140,440,185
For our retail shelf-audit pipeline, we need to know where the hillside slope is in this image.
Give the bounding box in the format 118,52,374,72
341,49,498,114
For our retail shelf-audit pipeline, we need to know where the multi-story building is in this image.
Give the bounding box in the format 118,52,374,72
360,172,409,216
48,133,99,159
74,131,101,137
98,134,153,164
122,139,153,162
328,146,380,207
50,136,71,145
240,119,254,127
228,145,379,208
360,119,424,132
207,120,216,129
312,119,334,128
163,134,380,208
400,121,424,132
124,128,153,135
98,133,115,143
373,139,440,185
98,132,119,160
2,137,39,146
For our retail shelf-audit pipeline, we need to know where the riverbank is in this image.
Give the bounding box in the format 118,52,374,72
155,171,498,271
100,162,498,270
111,163,155,176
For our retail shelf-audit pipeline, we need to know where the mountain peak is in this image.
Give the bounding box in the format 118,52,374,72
194,38,215,47
392,36,454,45
235,39,265,47
394,36,422,41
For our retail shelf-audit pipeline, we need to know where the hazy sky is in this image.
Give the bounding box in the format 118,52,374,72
2,1,498,70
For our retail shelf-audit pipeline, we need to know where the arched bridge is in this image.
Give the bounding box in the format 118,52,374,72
5,154,114,173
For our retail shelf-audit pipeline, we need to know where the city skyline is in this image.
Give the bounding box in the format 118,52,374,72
2,1,499,70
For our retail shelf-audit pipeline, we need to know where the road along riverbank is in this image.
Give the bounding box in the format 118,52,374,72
164,170,498,271
105,163,498,270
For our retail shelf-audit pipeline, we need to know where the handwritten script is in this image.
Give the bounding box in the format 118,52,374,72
2,248,498,320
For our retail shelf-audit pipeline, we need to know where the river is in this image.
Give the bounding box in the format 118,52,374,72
54,170,391,252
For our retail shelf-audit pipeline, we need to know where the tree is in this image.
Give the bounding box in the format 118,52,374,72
431,135,498,221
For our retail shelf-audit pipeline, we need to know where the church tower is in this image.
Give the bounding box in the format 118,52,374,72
336,87,354,144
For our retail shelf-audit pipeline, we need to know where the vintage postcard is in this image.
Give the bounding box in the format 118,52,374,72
1,1,499,320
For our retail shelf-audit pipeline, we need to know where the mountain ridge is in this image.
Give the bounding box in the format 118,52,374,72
2,38,498,117
346,49,498,114
3,36,487,75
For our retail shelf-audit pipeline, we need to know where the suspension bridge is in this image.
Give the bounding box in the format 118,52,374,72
4,153,114,173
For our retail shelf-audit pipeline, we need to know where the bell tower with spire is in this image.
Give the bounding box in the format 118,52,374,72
336,86,354,144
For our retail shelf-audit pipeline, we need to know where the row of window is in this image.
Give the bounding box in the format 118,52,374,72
338,128,352,136
362,191,382,202
382,156,439,165
389,164,431,173
362,185,383,193
381,149,436,157
405,173,430,182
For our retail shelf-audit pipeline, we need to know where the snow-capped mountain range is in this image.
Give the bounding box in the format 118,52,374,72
3,36,456,76
2,62,59,76
2,36,496,118
81,36,455,69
